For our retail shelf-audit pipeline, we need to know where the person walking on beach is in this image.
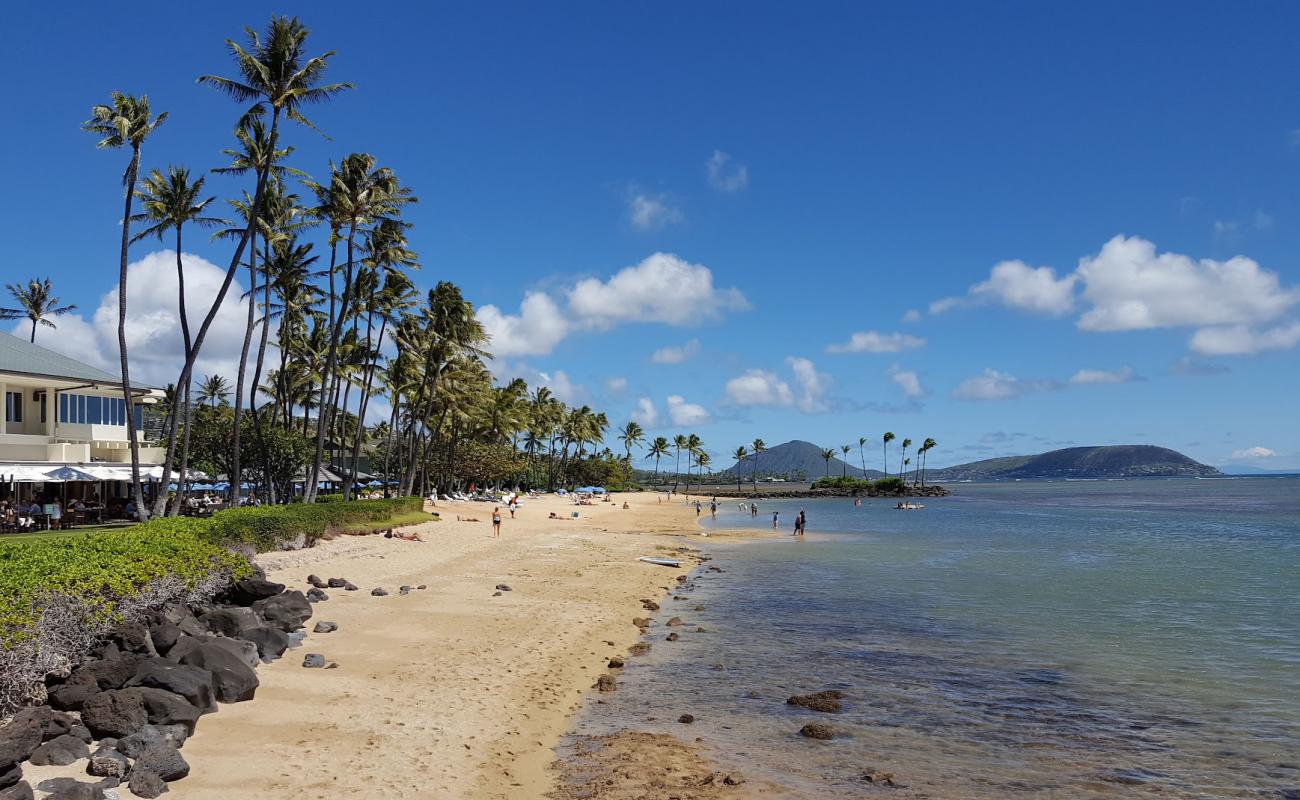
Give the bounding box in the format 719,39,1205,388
491,506,502,538
695,500,702,517
710,500,717,519
798,508,807,536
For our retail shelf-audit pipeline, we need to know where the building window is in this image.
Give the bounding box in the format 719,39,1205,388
4,391,22,423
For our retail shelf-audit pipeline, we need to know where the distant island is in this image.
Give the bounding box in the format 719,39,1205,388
927,445,1221,481
717,441,1221,483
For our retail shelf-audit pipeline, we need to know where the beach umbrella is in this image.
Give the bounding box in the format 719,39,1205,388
43,466,99,482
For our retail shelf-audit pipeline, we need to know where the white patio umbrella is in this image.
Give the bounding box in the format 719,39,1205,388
42,466,100,482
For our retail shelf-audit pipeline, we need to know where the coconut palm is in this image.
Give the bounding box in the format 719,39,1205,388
83,91,168,521
618,421,645,463
919,437,937,487
750,438,766,492
899,437,912,478
882,431,895,479
821,448,836,478
672,434,688,493
196,374,232,407
684,434,702,496
199,16,351,504
858,436,869,477
732,446,748,491
648,437,670,485
841,445,851,477
1,279,77,342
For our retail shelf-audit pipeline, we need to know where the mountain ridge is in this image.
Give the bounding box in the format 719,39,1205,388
719,442,1220,481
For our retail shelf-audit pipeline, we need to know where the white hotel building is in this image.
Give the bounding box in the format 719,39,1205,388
1,331,164,484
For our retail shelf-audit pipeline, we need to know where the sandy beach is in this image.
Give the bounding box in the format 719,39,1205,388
154,494,732,799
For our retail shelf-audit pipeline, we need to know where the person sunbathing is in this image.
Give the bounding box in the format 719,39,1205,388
457,515,481,522
384,528,425,542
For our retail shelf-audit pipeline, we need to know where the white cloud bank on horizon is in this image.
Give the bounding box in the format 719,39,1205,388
706,150,749,193
478,253,749,358
11,250,262,389
1230,446,1277,460
650,339,700,364
826,330,927,354
931,235,1300,355
723,357,831,414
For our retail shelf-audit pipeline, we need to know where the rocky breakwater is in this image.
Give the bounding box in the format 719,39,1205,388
0,576,313,800
717,484,950,500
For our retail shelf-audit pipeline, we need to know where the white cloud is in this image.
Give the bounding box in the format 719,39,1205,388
901,309,922,324
568,252,749,328
666,394,710,426
630,396,659,427
650,339,700,364
19,250,260,389
476,292,569,358
1255,210,1274,230
706,150,748,193
478,253,747,359
1230,446,1277,460
931,260,1077,316
1188,322,1300,355
1213,220,1240,240
953,369,1057,401
626,188,684,230
1069,366,1139,385
723,369,794,407
787,357,830,413
826,330,926,354
722,357,831,413
1076,235,1300,332
604,376,628,395
888,366,925,398
491,361,589,404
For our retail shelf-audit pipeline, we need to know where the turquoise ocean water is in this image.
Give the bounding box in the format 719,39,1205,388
567,478,1300,798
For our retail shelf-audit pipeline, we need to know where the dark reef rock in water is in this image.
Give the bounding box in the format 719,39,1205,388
787,690,844,713
799,723,836,740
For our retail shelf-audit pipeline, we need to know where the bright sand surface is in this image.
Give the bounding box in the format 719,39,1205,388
157,493,718,800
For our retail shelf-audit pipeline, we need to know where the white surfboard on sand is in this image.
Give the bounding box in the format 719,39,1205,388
637,556,681,568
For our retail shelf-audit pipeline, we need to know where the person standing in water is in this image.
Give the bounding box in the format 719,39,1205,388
710,500,717,519
695,500,702,517
492,506,502,538
772,510,779,529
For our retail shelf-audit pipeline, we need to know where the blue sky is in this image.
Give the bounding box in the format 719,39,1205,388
4,1,1299,469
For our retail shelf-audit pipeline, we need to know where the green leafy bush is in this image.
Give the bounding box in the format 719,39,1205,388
0,529,252,648
810,476,910,493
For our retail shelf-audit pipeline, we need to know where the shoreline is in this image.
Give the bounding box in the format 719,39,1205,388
160,495,726,799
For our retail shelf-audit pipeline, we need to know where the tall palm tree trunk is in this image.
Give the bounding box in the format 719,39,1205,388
249,241,276,503
309,227,359,503
151,109,280,516
304,237,339,503
348,312,387,500
118,144,147,521
230,227,258,507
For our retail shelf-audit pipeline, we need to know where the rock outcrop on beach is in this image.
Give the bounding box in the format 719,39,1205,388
0,579,322,799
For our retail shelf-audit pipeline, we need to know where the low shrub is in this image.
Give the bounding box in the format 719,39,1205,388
0,528,251,712
810,476,909,494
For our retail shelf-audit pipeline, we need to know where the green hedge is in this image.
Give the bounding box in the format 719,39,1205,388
0,497,425,647
0,529,252,647
810,476,908,493
136,497,425,553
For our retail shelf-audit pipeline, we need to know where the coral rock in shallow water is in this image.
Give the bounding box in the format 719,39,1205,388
787,690,844,713
594,674,617,692
798,723,835,740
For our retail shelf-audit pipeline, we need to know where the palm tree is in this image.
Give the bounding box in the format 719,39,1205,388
618,421,645,463
196,374,231,407
199,16,351,505
648,436,670,485
684,434,702,496
919,437,937,487
84,92,168,521
841,445,851,477
821,447,836,478
732,446,748,491
751,438,766,493
882,431,895,479
899,437,912,478
858,436,869,477
1,279,77,342
672,434,688,493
